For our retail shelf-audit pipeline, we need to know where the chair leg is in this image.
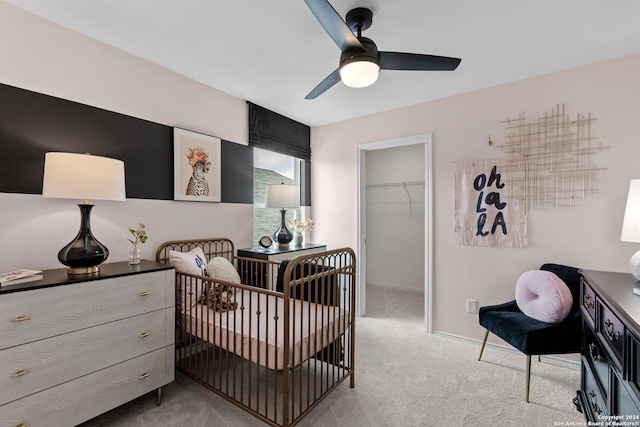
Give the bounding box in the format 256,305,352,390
478,330,532,402
478,329,489,361
525,355,531,403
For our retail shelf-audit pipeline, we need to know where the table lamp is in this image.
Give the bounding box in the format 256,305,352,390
621,179,640,280
265,183,299,248
42,152,126,274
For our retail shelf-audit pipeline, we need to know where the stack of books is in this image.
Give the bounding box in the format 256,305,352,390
0,269,43,287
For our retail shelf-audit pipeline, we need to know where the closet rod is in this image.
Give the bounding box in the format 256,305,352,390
366,180,424,189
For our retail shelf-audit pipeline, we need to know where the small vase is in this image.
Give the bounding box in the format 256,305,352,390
129,246,141,265
293,232,303,246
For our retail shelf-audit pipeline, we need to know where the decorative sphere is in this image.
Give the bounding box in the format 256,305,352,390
630,250,640,281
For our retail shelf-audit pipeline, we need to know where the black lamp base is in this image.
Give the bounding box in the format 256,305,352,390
58,204,109,275
273,208,293,249
67,266,100,275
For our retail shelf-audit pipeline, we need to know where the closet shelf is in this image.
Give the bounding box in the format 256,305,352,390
366,181,424,205
366,181,424,189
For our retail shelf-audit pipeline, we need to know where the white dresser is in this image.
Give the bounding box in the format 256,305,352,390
0,261,175,427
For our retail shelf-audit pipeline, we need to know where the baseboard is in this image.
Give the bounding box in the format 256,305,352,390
432,331,580,370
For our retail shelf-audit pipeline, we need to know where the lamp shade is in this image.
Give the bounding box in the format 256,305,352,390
621,179,640,243
42,152,126,202
42,152,125,275
339,58,380,88
265,184,299,208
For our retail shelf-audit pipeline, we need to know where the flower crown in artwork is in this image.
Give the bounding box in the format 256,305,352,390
186,146,210,167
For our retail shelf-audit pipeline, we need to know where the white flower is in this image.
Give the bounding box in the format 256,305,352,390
287,218,314,233
128,223,149,247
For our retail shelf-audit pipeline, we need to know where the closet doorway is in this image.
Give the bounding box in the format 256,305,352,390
356,133,432,332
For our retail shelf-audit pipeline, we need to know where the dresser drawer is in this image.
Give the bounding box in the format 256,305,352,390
581,279,596,326
0,269,173,350
629,331,640,401
0,308,173,406
0,346,174,427
613,368,640,418
584,362,608,417
585,326,610,400
598,302,625,370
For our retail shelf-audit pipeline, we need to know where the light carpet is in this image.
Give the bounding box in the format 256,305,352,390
81,314,585,426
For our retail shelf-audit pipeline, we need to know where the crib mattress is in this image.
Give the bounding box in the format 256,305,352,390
184,288,348,370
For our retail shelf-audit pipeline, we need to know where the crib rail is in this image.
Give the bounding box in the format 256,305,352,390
281,247,356,426
156,239,356,427
156,237,235,264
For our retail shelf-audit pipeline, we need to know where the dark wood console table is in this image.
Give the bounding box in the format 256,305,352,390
237,243,326,289
577,269,640,419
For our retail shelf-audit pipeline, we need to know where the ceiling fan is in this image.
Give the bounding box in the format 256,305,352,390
303,0,462,99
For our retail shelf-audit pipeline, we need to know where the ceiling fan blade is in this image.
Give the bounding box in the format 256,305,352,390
379,52,461,71
303,0,363,51
305,68,341,99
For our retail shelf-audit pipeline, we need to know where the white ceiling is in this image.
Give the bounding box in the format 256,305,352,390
5,0,640,126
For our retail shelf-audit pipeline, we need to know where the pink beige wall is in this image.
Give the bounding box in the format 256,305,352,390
3,3,640,345
0,3,253,271
311,53,640,341
0,3,247,144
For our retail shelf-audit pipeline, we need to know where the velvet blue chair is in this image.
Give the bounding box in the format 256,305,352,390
477,263,582,402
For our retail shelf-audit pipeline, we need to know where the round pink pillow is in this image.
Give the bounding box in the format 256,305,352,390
515,270,573,324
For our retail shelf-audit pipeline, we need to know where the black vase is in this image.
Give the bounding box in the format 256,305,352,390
58,204,108,274
273,208,293,248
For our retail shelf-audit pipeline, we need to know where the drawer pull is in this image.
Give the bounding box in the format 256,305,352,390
16,423,30,427
588,391,602,414
11,316,31,322
11,369,31,378
588,343,601,362
583,294,594,309
139,331,151,338
603,318,621,341
139,372,151,379
139,291,152,297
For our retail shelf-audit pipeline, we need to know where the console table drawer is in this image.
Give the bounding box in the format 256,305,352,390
0,346,173,427
0,270,171,350
0,308,171,406
629,331,640,401
585,326,610,399
584,362,608,417
598,302,624,369
582,279,596,325
613,369,640,418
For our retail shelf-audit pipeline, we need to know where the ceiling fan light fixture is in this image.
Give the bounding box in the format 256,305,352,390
303,3,461,99
339,58,380,88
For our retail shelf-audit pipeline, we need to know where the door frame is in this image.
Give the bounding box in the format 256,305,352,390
356,133,433,332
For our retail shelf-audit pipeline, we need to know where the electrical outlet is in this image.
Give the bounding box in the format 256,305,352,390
466,299,478,314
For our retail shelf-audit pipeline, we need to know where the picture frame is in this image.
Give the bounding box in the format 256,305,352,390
173,127,221,202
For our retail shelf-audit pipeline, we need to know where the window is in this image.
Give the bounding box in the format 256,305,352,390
253,148,301,244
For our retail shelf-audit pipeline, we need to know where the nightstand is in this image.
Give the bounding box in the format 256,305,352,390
237,243,327,289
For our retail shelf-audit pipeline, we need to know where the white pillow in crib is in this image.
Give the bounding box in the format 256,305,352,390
207,257,241,284
169,247,208,312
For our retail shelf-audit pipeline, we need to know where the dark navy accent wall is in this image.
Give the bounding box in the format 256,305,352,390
221,141,254,203
0,83,253,203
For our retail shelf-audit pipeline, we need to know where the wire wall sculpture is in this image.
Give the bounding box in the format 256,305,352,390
494,104,608,213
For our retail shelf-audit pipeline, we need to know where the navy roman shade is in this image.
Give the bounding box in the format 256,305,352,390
248,102,311,161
